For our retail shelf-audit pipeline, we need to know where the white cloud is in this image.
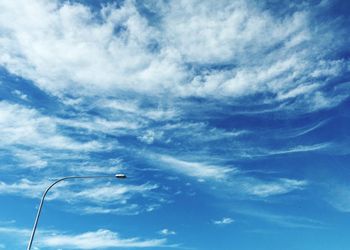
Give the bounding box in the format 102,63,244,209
82,204,142,215
149,153,308,198
55,116,141,133
213,217,234,225
146,204,162,212
0,172,307,204
234,209,325,229
137,130,163,144
161,122,247,142
0,226,31,237
14,150,48,169
159,229,176,236
279,119,330,138
162,0,305,64
0,0,185,97
70,164,122,175
263,143,330,156
99,99,179,122
242,178,308,197
0,178,165,216
40,229,167,249
0,178,160,209
0,226,169,249
0,0,347,111
0,220,16,225
70,183,159,204
276,84,319,101
0,101,103,151
156,154,234,180
325,184,350,213
157,0,349,107
0,178,52,199
11,89,29,101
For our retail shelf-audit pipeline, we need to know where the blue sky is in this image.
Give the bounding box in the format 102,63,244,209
0,0,350,249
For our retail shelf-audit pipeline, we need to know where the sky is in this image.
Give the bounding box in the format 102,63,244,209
0,0,350,249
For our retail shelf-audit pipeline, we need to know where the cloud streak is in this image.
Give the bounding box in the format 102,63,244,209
40,229,168,249
241,178,308,197
150,153,307,198
213,217,234,225
0,178,163,215
0,101,103,151
0,226,170,249
155,154,235,180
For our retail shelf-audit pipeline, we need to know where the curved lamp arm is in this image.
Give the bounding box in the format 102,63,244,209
27,174,127,250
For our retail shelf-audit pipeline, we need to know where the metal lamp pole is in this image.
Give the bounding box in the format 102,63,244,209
26,173,127,250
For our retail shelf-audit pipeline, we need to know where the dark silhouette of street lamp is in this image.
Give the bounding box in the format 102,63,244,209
27,173,127,250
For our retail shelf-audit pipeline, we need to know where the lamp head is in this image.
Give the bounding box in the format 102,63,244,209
115,173,127,179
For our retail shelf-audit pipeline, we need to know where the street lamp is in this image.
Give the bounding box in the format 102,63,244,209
26,173,127,250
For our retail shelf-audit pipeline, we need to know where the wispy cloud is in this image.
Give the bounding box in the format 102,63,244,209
40,229,168,249
241,178,308,198
159,229,176,236
0,0,185,97
138,130,164,145
234,209,326,229
0,226,31,237
14,149,48,169
213,217,234,225
0,179,162,215
0,178,51,199
281,119,331,139
69,183,159,204
81,204,142,215
55,116,142,134
0,101,103,151
11,89,29,101
262,143,331,156
154,154,235,180
99,99,180,122
324,183,350,213
150,153,307,199
69,163,123,175
0,0,347,111
0,226,170,249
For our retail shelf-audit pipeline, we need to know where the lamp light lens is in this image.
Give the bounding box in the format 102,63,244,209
115,174,127,179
